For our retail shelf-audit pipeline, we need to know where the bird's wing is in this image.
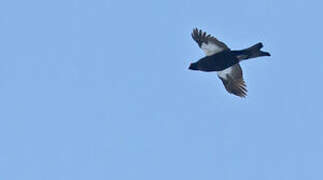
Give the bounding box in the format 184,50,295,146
217,64,247,97
191,28,229,56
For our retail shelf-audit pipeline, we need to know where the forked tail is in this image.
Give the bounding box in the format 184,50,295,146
232,43,271,61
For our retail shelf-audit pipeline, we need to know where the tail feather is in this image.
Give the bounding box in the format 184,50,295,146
232,42,270,61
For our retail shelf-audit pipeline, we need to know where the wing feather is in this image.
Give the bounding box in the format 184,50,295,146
217,64,247,97
191,28,229,56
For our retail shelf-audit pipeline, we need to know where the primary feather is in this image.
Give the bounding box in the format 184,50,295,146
191,28,229,56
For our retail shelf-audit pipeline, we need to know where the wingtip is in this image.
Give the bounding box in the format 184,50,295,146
231,92,247,98
236,91,247,98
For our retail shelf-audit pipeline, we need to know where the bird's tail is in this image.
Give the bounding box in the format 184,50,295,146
232,43,271,61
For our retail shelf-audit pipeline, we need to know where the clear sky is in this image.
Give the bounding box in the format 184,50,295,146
0,0,322,179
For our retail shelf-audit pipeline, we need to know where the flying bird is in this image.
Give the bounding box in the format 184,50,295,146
189,28,270,97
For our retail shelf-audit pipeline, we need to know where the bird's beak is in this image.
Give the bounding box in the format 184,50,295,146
188,63,193,70
188,63,198,70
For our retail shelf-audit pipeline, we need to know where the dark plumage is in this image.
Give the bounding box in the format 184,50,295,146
189,28,270,97
189,50,239,71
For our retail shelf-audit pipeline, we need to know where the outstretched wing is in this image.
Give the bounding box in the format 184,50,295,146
191,28,229,56
217,64,247,97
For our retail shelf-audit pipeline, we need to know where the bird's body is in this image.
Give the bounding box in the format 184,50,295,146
190,50,239,71
189,28,270,97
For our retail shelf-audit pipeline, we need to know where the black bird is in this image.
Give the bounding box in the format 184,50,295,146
189,28,270,97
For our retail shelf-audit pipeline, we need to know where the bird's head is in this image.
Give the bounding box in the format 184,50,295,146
188,62,199,71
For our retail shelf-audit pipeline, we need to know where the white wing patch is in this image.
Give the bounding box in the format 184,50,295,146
201,42,224,56
217,66,233,79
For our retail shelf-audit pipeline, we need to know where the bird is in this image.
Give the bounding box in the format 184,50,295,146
189,28,270,97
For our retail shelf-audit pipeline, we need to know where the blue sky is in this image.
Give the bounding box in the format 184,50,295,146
0,0,322,179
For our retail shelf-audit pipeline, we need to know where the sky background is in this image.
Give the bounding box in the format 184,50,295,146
0,0,322,179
